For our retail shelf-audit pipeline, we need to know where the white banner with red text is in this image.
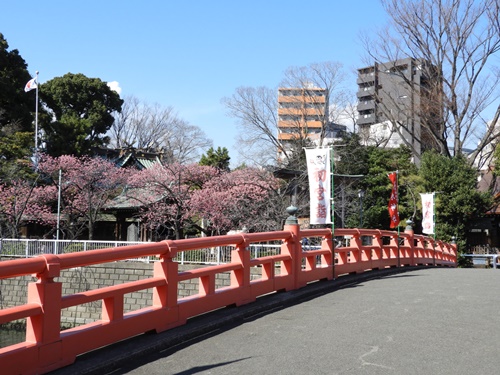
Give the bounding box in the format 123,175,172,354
420,193,435,235
305,148,332,225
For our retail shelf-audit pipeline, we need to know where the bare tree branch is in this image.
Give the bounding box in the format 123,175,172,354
362,0,500,166
222,62,354,167
110,96,212,163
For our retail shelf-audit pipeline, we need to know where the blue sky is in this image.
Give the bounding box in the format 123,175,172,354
1,1,387,165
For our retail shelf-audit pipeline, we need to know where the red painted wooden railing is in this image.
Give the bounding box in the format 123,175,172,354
0,224,456,375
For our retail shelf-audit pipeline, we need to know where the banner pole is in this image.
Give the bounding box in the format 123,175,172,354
35,71,39,152
34,71,39,167
397,170,400,267
331,146,335,278
433,191,436,266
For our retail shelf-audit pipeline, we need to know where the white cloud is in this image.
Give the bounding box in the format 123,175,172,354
107,81,122,95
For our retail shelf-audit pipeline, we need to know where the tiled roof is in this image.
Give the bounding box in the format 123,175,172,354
105,187,164,211
95,148,162,170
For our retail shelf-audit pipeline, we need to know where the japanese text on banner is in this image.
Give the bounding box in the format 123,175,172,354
305,148,332,225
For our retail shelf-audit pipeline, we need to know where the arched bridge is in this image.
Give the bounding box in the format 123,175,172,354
0,219,456,375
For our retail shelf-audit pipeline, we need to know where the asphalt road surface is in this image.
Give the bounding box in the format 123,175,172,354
88,268,500,375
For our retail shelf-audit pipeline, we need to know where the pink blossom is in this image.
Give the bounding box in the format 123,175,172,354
0,179,56,237
37,154,130,239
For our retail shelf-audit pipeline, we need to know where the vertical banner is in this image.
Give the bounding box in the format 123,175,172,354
388,172,400,228
305,148,331,225
420,193,435,234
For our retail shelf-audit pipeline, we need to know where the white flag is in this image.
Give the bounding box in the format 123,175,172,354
420,193,434,234
24,77,38,92
305,148,332,225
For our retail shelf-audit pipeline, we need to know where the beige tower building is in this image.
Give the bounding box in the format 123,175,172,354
277,85,335,163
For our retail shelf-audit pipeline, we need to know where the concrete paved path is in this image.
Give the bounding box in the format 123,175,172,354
51,268,500,375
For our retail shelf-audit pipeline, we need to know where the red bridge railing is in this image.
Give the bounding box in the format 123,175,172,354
0,223,456,375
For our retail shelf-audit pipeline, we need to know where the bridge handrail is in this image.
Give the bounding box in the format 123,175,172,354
0,237,291,265
0,224,456,375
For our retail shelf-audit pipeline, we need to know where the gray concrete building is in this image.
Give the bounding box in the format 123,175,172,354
357,58,442,163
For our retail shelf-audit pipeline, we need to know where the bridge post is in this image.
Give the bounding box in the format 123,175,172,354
371,231,383,266
26,254,64,370
450,237,458,266
388,233,399,267
404,220,415,266
152,241,180,330
230,234,254,305
282,206,303,289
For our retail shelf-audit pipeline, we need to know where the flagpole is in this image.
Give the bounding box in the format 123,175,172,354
34,71,39,160
396,170,400,268
56,168,62,241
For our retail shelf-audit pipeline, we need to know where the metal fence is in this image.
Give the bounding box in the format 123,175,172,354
0,238,286,265
0,239,145,259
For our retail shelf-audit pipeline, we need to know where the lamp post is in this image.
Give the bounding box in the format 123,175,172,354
358,189,365,228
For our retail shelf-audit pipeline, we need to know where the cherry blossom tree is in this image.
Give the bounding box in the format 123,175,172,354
126,163,219,239
0,178,55,238
190,167,283,235
37,154,129,240
126,163,283,238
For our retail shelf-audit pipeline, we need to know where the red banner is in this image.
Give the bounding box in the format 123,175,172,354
388,172,400,228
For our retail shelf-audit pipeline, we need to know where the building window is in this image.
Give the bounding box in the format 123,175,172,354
279,115,297,121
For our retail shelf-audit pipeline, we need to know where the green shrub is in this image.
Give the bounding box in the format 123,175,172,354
63,243,85,253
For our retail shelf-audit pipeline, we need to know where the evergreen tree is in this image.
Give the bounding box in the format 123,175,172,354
334,136,417,230
418,151,491,247
0,33,38,178
40,73,123,156
0,33,33,132
360,146,417,230
199,146,230,172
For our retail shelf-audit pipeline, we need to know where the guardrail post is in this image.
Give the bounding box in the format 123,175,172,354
26,254,63,369
388,233,399,267
372,231,383,266
321,232,334,280
435,240,443,265
451,237,457,266
351,230,362,264
282,206,302,289
404,220,415,266
153,241,180,330
230,234,253,305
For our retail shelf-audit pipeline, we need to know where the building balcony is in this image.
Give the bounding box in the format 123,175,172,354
305,120,323,128
356,73,376,85
278,120,323,128
278,108,326,116
278,133,301,141
357,114,376,126
357,86,375,98
278,95,327,104
357,101,376,112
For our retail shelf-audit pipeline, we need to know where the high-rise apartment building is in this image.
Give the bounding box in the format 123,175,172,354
357,58,441,162
277,85,345,163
